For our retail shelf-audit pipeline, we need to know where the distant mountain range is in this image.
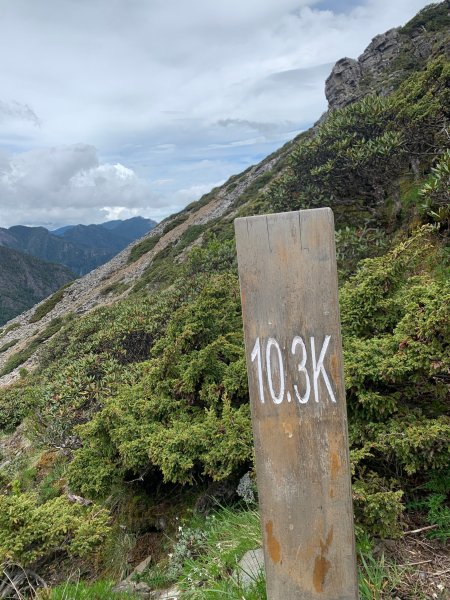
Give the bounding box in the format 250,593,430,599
0,216,156,325
0,246,74,326
0,216,156,276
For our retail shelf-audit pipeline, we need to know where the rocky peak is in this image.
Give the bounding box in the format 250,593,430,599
358,28,401,75
325,2,449,110
325,28,403,110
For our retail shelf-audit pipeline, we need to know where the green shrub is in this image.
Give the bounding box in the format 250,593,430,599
100,280,130,296
68,273,252,496
342,226,450,534
0,381,40,431
409,468,450,541
0,490,110,565
0,317,66,376
419,148,450,226
266,57,450,220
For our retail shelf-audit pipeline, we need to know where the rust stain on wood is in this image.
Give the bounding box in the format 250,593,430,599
313,527,334,593
330,353,340,383
330,450,341,480
282,420,294,439
266,520,281,564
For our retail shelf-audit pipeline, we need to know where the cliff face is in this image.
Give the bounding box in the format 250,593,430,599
325,1,450,109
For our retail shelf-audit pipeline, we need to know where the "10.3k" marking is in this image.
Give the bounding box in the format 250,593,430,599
250,335,336,405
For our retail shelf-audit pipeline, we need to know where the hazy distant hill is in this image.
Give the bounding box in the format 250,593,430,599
0,246,74,325
0,216,156,276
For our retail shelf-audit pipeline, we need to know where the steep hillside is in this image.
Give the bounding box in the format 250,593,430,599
0,246,74,326
0,217,156,276
0,3,448,597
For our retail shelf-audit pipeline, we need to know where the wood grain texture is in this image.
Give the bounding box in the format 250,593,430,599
235,208,358,599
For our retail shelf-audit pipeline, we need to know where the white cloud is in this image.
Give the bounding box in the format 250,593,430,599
0,0,435,226
0,145,162,228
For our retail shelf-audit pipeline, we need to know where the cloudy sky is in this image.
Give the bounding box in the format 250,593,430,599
0,0,433,229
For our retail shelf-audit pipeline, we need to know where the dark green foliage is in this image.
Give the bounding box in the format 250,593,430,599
162,213,189,234
183,239,237,277
29,283,71,323
268,95,406,214
68,272,252,496
335,226,388,279
127,234,162,263
419,148,450,227
0,380,40,431
401,1,450,35
133,252,181,292
267,56,450,226
409,469,450,540
174,224,207,254
342,227,450,536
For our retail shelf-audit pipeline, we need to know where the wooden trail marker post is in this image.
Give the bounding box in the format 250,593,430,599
235,208,358,599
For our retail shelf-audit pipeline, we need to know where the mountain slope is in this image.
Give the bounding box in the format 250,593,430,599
0,1,448,381
0,246,74,326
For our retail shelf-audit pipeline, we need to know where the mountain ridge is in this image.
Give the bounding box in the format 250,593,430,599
0,216,156,276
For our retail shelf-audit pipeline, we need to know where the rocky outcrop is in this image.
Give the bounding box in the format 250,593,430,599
325,4,449,111
324,57,362,110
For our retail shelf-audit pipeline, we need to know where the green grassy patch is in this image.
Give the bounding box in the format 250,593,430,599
0,338,18,353
128,234,162,264
29,283,72,324
0,322,21,337
162,213,189,234
41,580,139,600
100,281,130,296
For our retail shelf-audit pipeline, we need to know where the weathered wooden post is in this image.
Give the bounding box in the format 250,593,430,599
235,208,358,599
